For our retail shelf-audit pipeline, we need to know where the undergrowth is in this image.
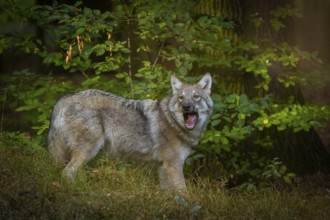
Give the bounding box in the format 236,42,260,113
0,132,329,219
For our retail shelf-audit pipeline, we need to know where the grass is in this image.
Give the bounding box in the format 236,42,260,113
1,132,330,219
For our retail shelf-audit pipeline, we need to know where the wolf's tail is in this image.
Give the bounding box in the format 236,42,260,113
47,124,69,165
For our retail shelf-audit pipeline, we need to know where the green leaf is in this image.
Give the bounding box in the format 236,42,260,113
115,73,126,79
16,105,35,112
277,124,286,131
211,119,221,126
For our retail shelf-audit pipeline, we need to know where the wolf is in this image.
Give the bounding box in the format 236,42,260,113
47,73,213,189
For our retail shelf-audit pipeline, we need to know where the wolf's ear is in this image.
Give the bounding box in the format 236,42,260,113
198,73,212,95
171,75,183,94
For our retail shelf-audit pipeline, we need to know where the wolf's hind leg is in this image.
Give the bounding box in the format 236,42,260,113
62,149,87,181
62,141,103,181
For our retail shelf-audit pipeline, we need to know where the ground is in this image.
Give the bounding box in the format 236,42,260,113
0,132,329,219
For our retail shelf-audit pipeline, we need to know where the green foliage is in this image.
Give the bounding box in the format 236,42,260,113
254,104,330,133
251,4,302,31
1,0,329,186
262,158,296,185
2,69,73,137
0,131,43,151
202,93,260,152
270,4,302,31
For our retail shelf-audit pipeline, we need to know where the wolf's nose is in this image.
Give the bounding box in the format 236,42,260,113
183,104,194,112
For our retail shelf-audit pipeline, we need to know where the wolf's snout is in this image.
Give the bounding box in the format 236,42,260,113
182,103,195,112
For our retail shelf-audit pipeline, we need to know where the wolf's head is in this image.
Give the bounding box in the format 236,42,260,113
169,73,213,131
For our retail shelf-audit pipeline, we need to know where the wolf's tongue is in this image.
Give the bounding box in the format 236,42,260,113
185,114,197,130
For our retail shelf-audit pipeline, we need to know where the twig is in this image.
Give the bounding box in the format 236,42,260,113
151,40,165,73
81,71,89,79
127,19,135,98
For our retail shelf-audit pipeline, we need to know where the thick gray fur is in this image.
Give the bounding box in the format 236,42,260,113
47,73,213,189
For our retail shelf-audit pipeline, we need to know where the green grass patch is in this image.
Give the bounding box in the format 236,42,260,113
1,132,329,219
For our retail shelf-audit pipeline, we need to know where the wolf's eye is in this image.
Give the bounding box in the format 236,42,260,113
178,95,184,101
193,94,200,100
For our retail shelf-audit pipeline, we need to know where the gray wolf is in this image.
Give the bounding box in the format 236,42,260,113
47,73,213,189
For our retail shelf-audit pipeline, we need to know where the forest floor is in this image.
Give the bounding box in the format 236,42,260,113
1,132,330,219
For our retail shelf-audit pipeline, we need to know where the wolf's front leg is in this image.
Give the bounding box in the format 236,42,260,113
158,161,186,190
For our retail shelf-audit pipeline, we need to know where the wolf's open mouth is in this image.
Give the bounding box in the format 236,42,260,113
183,112,198,130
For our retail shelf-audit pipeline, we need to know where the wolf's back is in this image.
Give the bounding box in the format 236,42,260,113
47,89,156,164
